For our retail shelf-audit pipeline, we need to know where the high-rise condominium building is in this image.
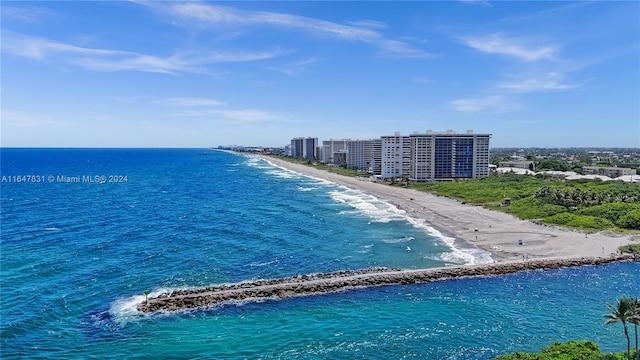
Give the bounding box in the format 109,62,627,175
290,137,318,159
347,139,377,171
381,132,412,179
322,139,349,165
370,139,382,176
408,130,490,181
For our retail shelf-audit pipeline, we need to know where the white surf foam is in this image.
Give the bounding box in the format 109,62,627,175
109,288,174,324
329,189,406,223
242,154,494,266
382,236,415,244
265,169,300,179
327,186,493,265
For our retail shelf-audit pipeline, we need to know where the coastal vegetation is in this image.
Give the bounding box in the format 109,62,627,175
619,244,640,255
604,297,640,360
493,340,629,360
410,173,640,232
494,296,640,360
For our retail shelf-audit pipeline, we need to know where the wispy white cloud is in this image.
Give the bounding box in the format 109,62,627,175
413,76,432,83
1,31,285,74
346,20,389,29
499,72,586,92
379,39,434,58
458,0,494,8
0,110,69,127
1,5,57,23
145,2,434,59
1,31,123,60
156,95,284,122
216,109,281,122
175,108,283,123
450,95,520,113
265,57,319,75
460,33,557,62
160,97,226,107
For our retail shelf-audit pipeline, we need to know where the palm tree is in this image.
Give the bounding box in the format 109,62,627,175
605,297,635,360
630,298,640,360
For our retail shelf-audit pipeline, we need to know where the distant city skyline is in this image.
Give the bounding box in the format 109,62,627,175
1,1,638,148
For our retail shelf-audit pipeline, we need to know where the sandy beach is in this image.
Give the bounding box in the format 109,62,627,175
261,155,635,262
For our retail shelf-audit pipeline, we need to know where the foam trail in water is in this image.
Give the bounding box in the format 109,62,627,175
382,236,415,244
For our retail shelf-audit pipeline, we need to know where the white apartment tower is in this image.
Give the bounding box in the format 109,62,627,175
347,139,377,171
322,139,349,165
370,139,382,176
409,130,490,181
381,132,411,179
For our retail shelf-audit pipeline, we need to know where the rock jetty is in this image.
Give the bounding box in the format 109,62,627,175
138,254,635,313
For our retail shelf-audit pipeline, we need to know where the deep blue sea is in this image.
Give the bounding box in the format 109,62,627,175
1,148,638,359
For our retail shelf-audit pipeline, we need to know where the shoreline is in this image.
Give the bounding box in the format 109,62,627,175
258,155,635,262
138,254,635,313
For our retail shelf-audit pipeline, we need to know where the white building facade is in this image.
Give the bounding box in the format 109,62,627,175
322,139,349,165
408,130,491,181
347,139,377,171
370,139,382,176
381,132,411,179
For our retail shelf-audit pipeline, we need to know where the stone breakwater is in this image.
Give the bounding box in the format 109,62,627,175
138,254,635,313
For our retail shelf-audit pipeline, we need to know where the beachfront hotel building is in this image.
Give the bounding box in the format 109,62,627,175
408,130,491,181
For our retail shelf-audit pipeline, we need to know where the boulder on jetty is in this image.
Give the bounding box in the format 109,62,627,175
138,254,634,313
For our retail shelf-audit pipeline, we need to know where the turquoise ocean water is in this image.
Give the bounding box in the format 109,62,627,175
1,148,637,359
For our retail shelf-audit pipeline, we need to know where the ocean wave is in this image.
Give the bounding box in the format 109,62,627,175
244,154,493,266
329,189,406,223
265,169,300,179
400,215,493,265
108,288,173,325
382,236,415,244
255,157,336,187
249,259,280,267
296,185,318,192
243,156,304,180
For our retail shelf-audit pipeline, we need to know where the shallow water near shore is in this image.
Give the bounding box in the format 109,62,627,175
1,149,638,359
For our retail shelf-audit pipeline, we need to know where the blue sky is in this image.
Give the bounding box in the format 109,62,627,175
1,1,638,148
